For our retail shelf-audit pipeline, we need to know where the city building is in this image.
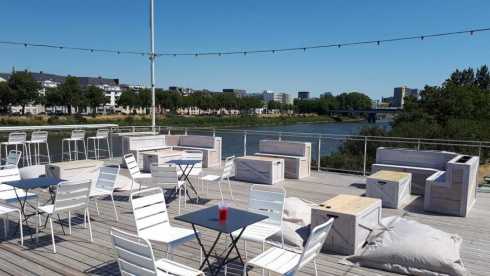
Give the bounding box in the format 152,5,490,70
297,91,310,100
169,86,195,96
222,88,246,98
262,90,293,105
392,86,418,108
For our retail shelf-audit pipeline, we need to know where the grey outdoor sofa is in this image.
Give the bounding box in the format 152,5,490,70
254,139,311,179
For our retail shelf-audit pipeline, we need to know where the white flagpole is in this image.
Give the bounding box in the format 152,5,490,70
149,0,156,131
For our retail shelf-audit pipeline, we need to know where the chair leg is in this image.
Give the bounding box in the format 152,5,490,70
94,198,100,216
243,263,248,276
86,209,93,242
3,217,7,239
227,178,234,200
68,140,72,161
49,217,56,253
18,210,23,246
111,194,118,221
83,210,87,229
244,240,248,260
314,259,318,276
46,142,51,164
36,212,40,243
83,140,88,160
68,210,72,235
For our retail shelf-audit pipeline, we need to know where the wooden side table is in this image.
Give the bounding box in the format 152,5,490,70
367,170,411,209
311,194,382,255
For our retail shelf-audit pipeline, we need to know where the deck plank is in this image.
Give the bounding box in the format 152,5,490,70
0,163,488,275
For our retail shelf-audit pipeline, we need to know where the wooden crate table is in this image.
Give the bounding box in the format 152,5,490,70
311,194,382,255
46,160,104,182
141,149,184,172
367,170,412,209
234,156,284,185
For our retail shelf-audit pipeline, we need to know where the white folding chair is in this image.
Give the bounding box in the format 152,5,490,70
1,132,28,166
36,179,93,253
62,129,87,161
89,165,120,221
87,129,112,160
130,187,201,261
200,155,235,200
26,131,50,165
0,204,23,246
0,165,36,204
111,227,204,276
5,150,22,167
243,218,334,276
123,153,150,193
150,164,186,214
232,185,286,259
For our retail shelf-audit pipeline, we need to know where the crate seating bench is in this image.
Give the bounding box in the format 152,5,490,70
121,135,169,169
169,135,222,168
371,147,459,195
254,140,311,179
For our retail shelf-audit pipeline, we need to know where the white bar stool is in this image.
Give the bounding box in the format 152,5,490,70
0,132,29,166
62,130,87,161
87,129,112,160
26,131,51,165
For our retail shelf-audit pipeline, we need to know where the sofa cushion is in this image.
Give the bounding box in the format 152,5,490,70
259,140,306,157
179,135,215,149
376,148,457,171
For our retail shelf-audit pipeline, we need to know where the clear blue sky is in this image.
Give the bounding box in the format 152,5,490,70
1,1,489,99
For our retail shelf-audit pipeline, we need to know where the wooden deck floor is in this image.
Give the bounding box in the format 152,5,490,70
0,163,489,276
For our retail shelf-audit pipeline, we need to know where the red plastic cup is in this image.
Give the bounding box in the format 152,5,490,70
218,201,229,223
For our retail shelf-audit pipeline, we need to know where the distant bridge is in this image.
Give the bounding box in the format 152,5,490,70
327,108,402,123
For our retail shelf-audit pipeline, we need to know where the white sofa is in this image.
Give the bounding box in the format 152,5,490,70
371,147,458,195
254,140,311,179
170,135,222,168
424,155,479,217
121,135,168,168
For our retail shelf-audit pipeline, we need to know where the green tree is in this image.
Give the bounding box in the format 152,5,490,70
0,82,14,114
8,71,41,115
58,76,82,114
117,90,137,113
84,85,108,117
138,89,152,114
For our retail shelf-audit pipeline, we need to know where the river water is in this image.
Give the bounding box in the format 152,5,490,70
4,120,390,165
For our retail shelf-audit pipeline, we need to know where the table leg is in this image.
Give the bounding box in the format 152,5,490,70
192,224,221,275
212,228,247,276
178,164,200,202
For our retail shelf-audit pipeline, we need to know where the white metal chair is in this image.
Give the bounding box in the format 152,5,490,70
151,164,187,214
5,150,22,167
232,185,286,259
1,132,28,166
87,129,112,160
111,227,204,276
62,129,87,161
130,187,201,261
0,204,23,246
26,131,50,165
200,155,235,200
123,153,150,193
36,179,93,253
243,218,334,276
0,165,36,204
89,165,120,221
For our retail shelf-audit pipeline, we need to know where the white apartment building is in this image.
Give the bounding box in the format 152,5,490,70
262,90,293,105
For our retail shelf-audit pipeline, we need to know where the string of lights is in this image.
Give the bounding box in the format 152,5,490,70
0,27,489,58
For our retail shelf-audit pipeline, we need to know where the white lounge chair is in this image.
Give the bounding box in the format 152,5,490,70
150,164,186,214
111,227,204,276
5,150,22,167
123,153,150,193
36,179,93,253
0,203,23,245
130,187,201,261
232,185,286,259
89,165,120,221
243,218,334,276
199,155,234,200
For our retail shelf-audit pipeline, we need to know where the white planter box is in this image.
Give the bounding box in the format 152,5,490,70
46,160,104,182
311,194,382,255
235,156,284,185
367,170,411,209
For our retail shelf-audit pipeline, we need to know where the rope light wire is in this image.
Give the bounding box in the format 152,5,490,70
0,27,489,58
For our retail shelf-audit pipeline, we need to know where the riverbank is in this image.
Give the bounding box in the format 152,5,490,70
0,114,364,128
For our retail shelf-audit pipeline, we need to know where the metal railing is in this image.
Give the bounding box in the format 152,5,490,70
0,124,489,175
